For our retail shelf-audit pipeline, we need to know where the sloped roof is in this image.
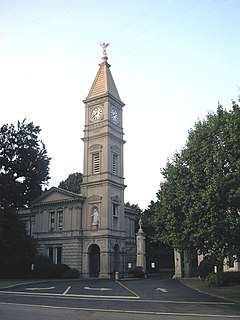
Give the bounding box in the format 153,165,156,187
31,187,85,207
85,49,121,101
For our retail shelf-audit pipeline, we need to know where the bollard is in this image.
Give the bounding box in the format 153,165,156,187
115,271,119,280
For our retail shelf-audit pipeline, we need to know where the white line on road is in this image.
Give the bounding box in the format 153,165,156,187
0,290,139,300
63,286,71,295
0,290,235,304
26,287,55,291
84,286,112,291
0,301,239,318
156,287,168,293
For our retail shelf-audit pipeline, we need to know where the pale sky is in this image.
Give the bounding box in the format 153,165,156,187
0,0,239,210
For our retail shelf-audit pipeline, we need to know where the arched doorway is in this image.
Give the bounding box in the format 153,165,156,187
89,244,100,277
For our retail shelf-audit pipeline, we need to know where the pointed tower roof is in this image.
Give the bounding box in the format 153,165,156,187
85,43,121,102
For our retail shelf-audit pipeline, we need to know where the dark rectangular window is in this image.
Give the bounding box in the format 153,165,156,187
113,203,118,216
48,247,53,263
57,211,63,230
50,212,55,230
56,247,62,264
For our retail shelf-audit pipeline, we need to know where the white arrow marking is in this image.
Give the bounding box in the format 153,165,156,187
156,288,168,293
26,287,55,291
84,286,112,291
63,286,71,295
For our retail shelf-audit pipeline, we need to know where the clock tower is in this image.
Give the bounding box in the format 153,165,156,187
81,43,127,278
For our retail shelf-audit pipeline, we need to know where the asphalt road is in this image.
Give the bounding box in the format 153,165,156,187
0,277,240,319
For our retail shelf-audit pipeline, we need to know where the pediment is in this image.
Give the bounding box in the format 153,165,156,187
111,195,121,204
111,145,120,153
31,187,85,207
89,144,102,152
88,194,102,203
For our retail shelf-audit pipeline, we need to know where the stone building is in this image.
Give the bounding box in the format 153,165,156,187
19,44,137,278
174,250,240,278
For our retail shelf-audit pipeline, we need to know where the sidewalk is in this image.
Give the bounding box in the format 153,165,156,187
179,278,240,304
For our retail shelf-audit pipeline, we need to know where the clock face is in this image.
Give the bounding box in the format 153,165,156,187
111,108,119,123
91,106,103,121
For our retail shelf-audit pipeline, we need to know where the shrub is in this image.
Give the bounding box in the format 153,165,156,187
62,268,80,279
32,255,69,278
205,272,228,287
222,272,240,284
127,267,145,278
34,263,69,278
0,263,31,279
198,255,216,279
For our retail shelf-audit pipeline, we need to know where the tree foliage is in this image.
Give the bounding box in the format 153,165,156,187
143,201,174,272
58,172,83,194
0,119,50,276
0,119,51,209
153,103,240,261
125,201,174,272
124,201,141,211
0,207,36,277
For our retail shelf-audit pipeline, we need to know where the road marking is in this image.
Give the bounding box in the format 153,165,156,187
0,301,239,318
156,287,168,293
26,287,55,291
0,290,235,304
115,280,140,298
63,286,71,295
84,286,112,291
0,290,139,300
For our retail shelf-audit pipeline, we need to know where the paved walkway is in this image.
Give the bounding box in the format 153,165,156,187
179,278,240,304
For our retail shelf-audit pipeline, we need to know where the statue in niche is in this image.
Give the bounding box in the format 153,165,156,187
91,207,99,226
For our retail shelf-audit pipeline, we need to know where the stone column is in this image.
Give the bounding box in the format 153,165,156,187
174,250,183,278
136,218,146,273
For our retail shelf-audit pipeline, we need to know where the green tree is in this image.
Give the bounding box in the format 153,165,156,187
58,172,83,194
143,200,174,273
0,119,50,276
125,201,141,212
153,102,240,263
0,119,51,209
0,207,36,277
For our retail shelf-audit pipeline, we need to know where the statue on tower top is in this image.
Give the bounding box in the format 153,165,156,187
100,42,109,60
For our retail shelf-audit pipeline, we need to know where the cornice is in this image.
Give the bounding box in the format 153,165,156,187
30,187,85,209
32,197,84,209
83,93,124,107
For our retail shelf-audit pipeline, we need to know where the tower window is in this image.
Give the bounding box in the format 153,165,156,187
113,203,118,216
112,153,118,175
93,153,100,174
